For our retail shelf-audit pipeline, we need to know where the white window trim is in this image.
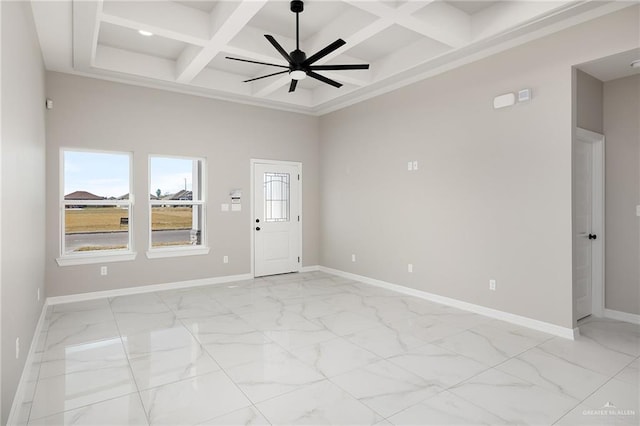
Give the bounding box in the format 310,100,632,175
57,148,136,266
56,251,136,266
145,246,210,259
147,155,207,259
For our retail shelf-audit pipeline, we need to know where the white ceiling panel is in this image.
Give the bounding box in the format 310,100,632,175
347,24,423,63
98,22,188,61
174,0,218,13
446,0,500,15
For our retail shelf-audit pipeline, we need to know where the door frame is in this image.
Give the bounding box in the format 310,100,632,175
574,127,605,319
250,159,303,278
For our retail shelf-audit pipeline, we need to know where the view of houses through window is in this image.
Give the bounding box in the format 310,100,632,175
62,150,206,257
62,150,132,254
149,156,205,249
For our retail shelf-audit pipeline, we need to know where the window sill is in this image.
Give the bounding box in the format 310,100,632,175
146,247,210,259
56,251,137,266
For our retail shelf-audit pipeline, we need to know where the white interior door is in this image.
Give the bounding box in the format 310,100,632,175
253,162,301,277
574,137,595,320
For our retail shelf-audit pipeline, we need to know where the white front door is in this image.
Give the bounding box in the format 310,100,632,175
253,162,301,277
574,137,595,320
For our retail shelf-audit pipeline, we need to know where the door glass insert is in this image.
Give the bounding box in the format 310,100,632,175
264,172,290,222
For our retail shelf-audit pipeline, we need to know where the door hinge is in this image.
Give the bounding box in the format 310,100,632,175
298,215,300,222
297,256,300,263
298,174,300,181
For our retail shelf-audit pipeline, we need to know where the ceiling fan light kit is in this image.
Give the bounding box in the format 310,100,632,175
226,0,369,93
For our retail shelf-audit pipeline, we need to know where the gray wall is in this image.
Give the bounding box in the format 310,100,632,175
319,7,639,329
1,1,46,423
603,74,640,315
45,72,320,297
576,69,603,133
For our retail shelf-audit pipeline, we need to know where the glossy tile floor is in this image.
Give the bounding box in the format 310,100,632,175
14,272,640,425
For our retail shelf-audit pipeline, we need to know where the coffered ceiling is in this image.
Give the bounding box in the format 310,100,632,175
31,1,631,114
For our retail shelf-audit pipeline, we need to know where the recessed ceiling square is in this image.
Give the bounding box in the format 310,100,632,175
445,0,500,15
98,22,188,61
347,24,423,63
172,0,218,14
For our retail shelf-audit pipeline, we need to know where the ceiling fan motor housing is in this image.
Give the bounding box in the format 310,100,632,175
290,1,304,13
290,50,307,66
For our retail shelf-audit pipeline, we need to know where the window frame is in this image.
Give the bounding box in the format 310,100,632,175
146,155,209,259
56,148,136,266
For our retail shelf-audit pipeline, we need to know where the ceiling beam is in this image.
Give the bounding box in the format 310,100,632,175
175,0,268,83
72,0,102,70
344,0,469,48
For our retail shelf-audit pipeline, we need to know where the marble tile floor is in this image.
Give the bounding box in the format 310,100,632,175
13,271,639,425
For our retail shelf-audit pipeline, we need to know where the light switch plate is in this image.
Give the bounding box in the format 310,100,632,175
407,161,413,171
518,88,531,102
221,203,229,212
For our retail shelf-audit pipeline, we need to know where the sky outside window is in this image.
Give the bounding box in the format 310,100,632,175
64,151,129,198
150,157,193,197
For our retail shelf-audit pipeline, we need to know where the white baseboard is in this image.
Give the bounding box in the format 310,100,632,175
7,301,49,426
319,266,578,340
46,273,253,305
300,265,320,273
604,308,640,325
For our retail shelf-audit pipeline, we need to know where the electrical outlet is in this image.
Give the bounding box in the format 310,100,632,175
15,338,20,359
408,264,413,273
489,279,497,291
100,266,108,276
351,254,356,262
223,255,229,264
412,161,418,170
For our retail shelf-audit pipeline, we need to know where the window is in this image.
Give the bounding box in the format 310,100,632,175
148,156,208,258
58,149,135,266
264,172,290,222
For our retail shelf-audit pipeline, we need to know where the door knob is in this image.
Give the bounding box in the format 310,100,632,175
588,234,597,240
256,227,261,231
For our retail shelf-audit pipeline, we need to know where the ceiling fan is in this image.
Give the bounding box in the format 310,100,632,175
225,0,369,93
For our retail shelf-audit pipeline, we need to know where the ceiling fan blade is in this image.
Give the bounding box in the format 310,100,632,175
226,57,289,69
304,39,346,66
265,35,293,63
310,64,369,71
307,71,342,88
289,79,298,93
243,70,289,83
